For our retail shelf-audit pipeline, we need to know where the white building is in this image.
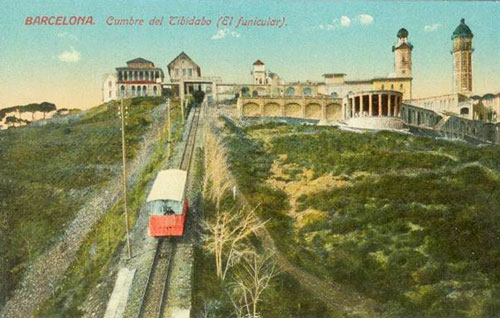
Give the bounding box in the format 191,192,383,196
167,52,201,82
116,58,164,98
102,73,118,103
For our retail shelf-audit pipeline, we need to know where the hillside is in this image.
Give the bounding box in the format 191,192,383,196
219,120,500,317
0,97,169,307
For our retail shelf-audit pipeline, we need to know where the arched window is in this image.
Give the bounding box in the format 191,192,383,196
303,87,312,96
252,90,258,97
131,86,136,96
137,86,142,96
153,86,158,96
381,85,385,90
331,92,339,98
400,84,403,90
241,87,250,97
143,85,147,96
391,84,394,90
285,87,295,96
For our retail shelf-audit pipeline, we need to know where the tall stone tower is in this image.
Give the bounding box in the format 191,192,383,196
392,28,413,77
451,18,473,96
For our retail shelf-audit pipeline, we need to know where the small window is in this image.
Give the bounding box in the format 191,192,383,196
183,69,187,76
381,85,385,90
109,81,112,88
188,68,193,76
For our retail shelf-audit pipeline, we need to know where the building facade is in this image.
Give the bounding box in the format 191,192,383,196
167,52,201,82
407,93,473,119
102,73,118,103
235,28,414,101
252,60,267,85
116,58,164,98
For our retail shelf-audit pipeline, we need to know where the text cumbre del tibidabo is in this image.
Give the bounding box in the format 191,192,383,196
24,15,288,28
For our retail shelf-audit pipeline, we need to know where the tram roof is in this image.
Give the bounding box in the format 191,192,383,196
146,169,187,203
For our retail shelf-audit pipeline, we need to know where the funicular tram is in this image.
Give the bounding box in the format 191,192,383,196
146,169,189,237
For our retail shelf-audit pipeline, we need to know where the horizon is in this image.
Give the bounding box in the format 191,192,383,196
1,0,499,110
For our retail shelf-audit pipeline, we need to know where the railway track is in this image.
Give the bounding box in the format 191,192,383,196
136,103,202,318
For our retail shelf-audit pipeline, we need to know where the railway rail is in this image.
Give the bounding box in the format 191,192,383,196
136,103,202,318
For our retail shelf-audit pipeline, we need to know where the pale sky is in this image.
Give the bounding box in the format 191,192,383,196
0,0,499,110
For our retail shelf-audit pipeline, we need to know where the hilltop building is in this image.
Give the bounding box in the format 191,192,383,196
101,58,164,102
116,58,164,98
452,18,474,96
252,60,267,85
100,18,500,137
393,28,413,77
167,52,201,82
166,52,220,99
235,27,413,101
102,73,118,103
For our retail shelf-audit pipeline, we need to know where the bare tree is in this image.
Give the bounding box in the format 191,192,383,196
203,130,233,211
202,207,267,280
229,252,279,318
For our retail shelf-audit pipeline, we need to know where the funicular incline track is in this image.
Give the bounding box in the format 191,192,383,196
137,105,201,318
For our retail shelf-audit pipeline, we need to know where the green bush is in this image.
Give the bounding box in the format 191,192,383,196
221,122,500,318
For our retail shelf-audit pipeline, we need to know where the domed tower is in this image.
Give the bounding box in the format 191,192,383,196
392,28,413,77
451,18,473,96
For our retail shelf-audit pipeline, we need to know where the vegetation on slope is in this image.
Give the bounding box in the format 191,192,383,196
0,97,164,304
36,99,183,318
223,121,500,318
192,135,333,318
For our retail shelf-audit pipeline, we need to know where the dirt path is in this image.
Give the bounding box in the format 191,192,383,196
0,104,167,318
258,225,379,318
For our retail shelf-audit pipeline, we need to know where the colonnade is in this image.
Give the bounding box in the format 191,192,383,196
343,91,403,120
118,69,161,82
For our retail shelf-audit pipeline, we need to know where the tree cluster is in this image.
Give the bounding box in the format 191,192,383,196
0,102,57,121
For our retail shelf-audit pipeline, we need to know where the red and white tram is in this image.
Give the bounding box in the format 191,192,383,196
146,169,188,237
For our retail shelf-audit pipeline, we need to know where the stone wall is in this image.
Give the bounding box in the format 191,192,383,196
346,116,405,130
402,103,500,144
237,96,342,123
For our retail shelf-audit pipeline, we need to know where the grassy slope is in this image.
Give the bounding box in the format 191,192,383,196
36,99,183,317
224,121,500,318
0,97,164,303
